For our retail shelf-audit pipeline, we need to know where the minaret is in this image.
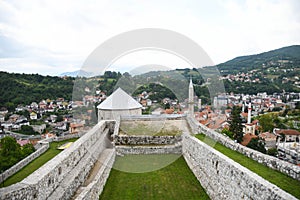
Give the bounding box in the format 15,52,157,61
188,78,194,117
242,103,245,113
198,99,202,110
247,102,252,124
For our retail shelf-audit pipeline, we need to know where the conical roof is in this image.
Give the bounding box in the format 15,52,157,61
97,88,142,110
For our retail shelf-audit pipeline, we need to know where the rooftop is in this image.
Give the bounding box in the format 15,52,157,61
97,87,142,110
275,129,300,136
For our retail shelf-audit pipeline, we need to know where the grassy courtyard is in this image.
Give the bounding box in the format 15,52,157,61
195,134,300,199
1,138,77,187
100,155,210,200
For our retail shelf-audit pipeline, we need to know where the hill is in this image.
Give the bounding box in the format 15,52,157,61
1,45,299,111
217,45,300,74
0,72,74,111
131,45,300,96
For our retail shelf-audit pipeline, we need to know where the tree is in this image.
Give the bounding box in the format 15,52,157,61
221,128,234,139
56,115,64,122
164,102,170,109
18,125,39,135
0,136,21,158
259,114,275,132
246,138,266,153
0,136,35,171
267,148,278,156
21,143,35,157
229,106,244,143
296,101,300,109
0,137,22,171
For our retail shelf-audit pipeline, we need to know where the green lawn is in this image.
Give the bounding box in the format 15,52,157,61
100,155,210,200
195,134,300,199
1,138,77,187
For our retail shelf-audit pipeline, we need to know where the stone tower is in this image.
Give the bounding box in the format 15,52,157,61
188,78,194,117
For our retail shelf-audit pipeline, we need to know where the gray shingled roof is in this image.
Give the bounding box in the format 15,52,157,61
97,87,142,110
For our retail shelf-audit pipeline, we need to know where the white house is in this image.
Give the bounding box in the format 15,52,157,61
0,114,4,122
30,112,38,120
275,129,300,142
97,87,142,121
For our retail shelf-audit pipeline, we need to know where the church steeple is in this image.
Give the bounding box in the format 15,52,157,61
188,78,194,117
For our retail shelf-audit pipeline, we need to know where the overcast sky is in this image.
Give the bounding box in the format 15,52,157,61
0,0,299,75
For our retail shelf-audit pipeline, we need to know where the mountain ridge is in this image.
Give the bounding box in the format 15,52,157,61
216,45,300,73
60,70,94,77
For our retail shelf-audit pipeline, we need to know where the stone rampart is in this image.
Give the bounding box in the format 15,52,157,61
186,116,300,181
182,133,297,200
114,135,181,145
116,143,182,155
120,114,185,121
0,121,114,200
74,149,116,200
0,132,86,184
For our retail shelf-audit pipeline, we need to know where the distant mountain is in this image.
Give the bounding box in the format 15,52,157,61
217,45,300,74
60,70,94,77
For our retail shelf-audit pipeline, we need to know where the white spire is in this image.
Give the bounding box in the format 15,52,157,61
247,102,252,124
188,78,194,117
189,78,193,88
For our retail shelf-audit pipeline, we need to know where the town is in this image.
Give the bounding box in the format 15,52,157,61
1,83,299,166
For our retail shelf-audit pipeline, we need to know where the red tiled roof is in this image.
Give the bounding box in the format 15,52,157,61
259,132,276,140
165,109,174,114
241,133,258,146
17,139,30,146
70,123,84,128
275,129,300,136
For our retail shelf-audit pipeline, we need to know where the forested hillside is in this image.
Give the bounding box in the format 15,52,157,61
0,72,74,111
217,45,300,74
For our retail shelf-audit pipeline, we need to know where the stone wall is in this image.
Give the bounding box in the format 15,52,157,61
0,144,49,184
31,124,46,134
98,108,142,121
182,133,297,200
33,132,84,149
74,149,116,200
0,121,114,200
116,144,182,155
120,114,185,121
186,116,300,181
0,132,86,185
114,135,181,145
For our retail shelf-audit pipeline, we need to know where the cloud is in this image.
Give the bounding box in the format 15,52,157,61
0,0,299,75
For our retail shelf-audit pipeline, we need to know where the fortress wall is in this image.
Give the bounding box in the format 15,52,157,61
0,132,84,184
120,114,185,121
115,144,182,155
186,116,300,181
182,133,297,200
0,121,114,200
74,149,116,200
114,135,181,145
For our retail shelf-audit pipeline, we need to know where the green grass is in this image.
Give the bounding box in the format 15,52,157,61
195,134,300,199
1,138,77,187
100,155,210,200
